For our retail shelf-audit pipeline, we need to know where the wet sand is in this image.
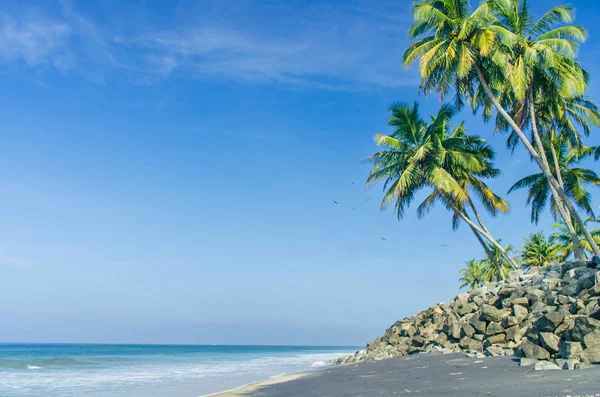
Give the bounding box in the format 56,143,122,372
213,353,600,396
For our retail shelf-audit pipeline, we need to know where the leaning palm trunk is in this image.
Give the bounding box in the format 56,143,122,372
474,65,600,256
445,196,519,271
528,95,593,259
546,134,587,259
465,198,510,279
468,224,506,281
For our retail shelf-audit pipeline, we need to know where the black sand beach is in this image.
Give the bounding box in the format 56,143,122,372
228,353,600,397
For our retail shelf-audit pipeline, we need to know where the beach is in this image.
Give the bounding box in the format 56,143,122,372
213,352,600,397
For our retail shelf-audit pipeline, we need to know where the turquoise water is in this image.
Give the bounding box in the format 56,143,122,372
0,344,355,396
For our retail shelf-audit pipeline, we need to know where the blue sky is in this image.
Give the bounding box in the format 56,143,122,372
0,0,599,346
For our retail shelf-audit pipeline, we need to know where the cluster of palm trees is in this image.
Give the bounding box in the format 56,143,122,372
365,0,600,288
460,220,600,291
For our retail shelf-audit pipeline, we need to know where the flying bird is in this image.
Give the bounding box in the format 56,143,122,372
352,181,355,185
380,237,387,241
352,208,355,210
333,200,339,205
441,244,447,247
365,199,371,202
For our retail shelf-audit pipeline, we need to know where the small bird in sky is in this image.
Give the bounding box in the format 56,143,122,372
352,181,355,185
441,244,447,247
352,208,355,210
333,200,339,205
380,237,387,241
365,199,371,202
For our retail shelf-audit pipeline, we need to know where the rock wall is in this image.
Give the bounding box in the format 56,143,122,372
335,260,600,370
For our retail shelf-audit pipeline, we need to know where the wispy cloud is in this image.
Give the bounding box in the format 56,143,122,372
0,247,32,268
0,11,71,67
0,0,416,89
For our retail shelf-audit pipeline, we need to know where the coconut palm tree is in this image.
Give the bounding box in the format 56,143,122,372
403,0,600,256
508,134,600,226
460,259,489,291
520,232,561,270
365,102,518,269
550,217,600,261
481,241,516,282
486,0,597,260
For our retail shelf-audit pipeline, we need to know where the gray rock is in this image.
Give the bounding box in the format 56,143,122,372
513,304,528,320
459,337,482,352
578,272,598,293
521,340,551,360
506,325,526,343
469,316,487,334
560,341,583,360
536,311,565,332
447,322,461,340
512,297,529,307
508,271,523,283
555,315,575,335
482,304,510,323
559,283,578,296
580,345,600,364
530,301,547,315
485,322,504,336
485,333,506,344
554,359,579,370
461,323,475,338
484,345,507,356
539,332,560,354
527,289,546,305
502,316,520,328
567,316,600,342
453,299,478,316
520,357,538,366
534,361,561,371
583,330,600,349
562,260,589,273
433,333,449,348
411,335,425,347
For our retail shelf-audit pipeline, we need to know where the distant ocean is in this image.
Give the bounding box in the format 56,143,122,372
0,344,356,396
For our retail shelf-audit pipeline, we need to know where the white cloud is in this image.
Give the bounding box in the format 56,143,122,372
0,0,417,89
0,12,70,66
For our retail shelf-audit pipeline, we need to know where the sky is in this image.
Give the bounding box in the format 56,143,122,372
0,0,599,346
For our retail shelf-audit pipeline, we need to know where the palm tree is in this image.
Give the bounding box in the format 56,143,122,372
521,232,561,269
508,135,600,229
550,217,600,260
365,102,518,269
403,0,600,256
481,241,516,282
460,259,489,291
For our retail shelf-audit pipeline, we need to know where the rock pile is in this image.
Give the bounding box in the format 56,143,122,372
335,259,600,370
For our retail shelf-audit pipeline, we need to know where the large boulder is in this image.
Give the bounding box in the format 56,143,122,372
536,311,566,333
521,339,551,360
482,304,510,323
560,341,583,360
566,316,600,342
539,332,560,354
459,337,482,352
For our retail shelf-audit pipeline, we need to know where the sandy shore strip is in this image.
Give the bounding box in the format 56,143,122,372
211,352,600,397
208,372,310,396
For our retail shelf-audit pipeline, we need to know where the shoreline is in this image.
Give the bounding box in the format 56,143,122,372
205,371,312,396
207,352,600,397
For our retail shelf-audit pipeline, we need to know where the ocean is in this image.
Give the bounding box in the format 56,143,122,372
0,344,355,397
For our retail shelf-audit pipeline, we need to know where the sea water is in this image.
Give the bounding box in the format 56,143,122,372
0,344,355,396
